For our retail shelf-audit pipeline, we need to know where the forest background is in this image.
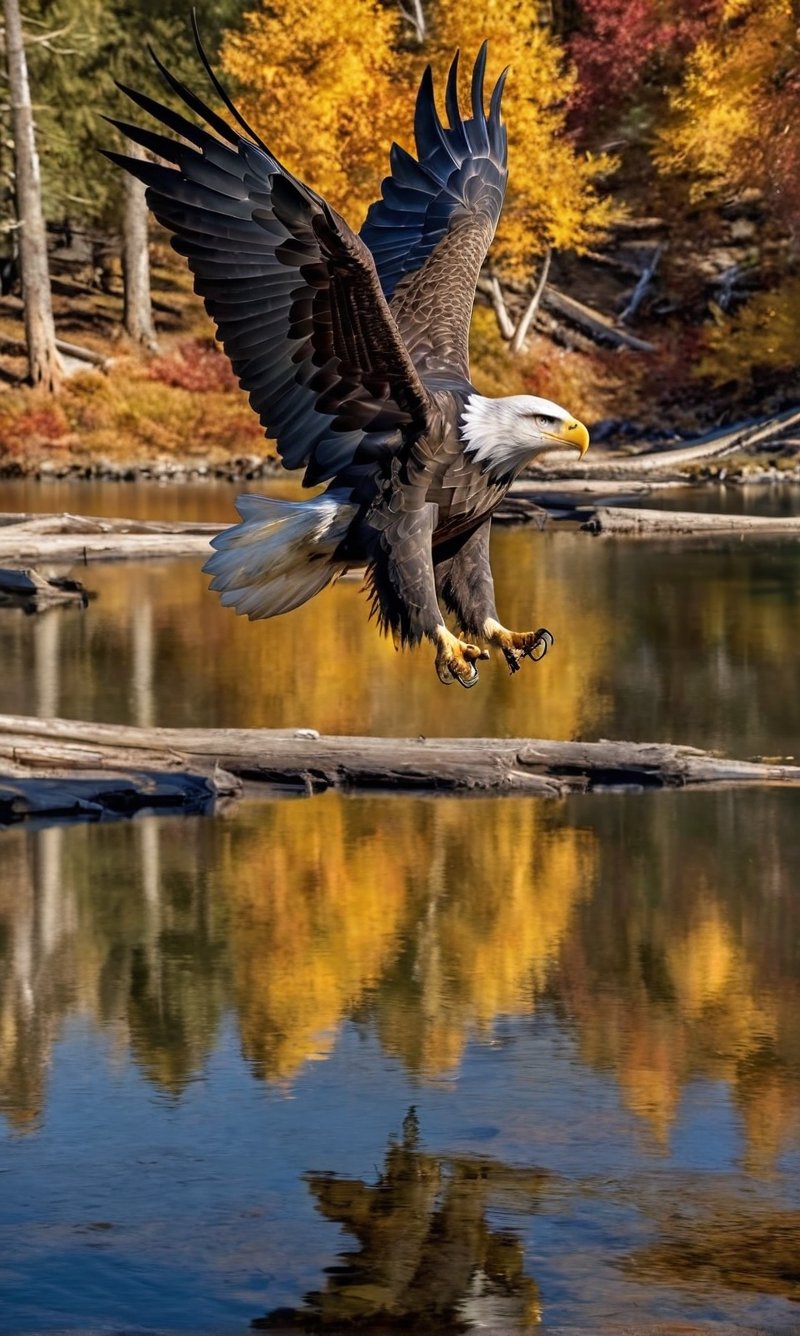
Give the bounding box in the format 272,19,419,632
0,0,797,472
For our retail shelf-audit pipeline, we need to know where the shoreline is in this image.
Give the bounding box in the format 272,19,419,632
1,456,799,487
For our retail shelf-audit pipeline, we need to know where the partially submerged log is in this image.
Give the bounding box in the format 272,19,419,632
0,770,237,825
0,715,798,811
532,407,800,481
0,512,219,562
579,506,800,537
495,479,671,521
0,566,93,611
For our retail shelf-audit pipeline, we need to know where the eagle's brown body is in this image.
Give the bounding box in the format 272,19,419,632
109,32,588,685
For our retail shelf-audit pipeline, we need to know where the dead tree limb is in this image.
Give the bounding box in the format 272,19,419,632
510,249,552,355
0,715,798,806
579,506,800,537
619,246,662,325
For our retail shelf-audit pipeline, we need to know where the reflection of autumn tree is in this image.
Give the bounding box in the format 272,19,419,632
556,791,800,1166
0,819,229,1127
225,797,593,1082
223,801,409,1082
0,829,72,1129
368,801,593,1076
253,1109,543,1330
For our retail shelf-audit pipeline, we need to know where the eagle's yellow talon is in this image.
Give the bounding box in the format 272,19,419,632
483,619,554,671
434,628,486,689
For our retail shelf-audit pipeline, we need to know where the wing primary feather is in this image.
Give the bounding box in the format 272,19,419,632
114,82,214,152
147,43,241,147
471,40,488,125
103,116,189,167
445,49,461,128
414,65,454,165
489,65,509,121
190,8,270,155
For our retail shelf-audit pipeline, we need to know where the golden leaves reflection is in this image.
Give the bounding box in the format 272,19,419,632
221,796,592,1082
0,790,799,1178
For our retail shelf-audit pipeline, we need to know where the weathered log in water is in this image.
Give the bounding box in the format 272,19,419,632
0,770,237,825
0,716,797,817
530,407,800,481
0,565,93,610
494,479,671,521
0,512,220,562
579,506,800,537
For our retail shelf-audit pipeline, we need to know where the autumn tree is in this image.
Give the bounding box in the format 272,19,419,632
655,0,800,239
417,0,617,348
567,0,722,134
221,0,411,224
223,0,617,354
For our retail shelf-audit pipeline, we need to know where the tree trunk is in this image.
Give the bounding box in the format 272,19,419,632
510,249,551,355
485,272,515,341
122,142,158,351
3,0,63,392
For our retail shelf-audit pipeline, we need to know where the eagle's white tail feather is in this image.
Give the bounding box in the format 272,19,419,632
204,490,357,620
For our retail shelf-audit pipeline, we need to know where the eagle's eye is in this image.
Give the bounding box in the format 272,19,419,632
535,414,554,430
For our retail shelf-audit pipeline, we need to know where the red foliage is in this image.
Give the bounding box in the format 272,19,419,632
148,338,239,393
0,404,70,456
568,0,722,133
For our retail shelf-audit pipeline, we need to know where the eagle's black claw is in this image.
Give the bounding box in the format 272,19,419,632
525,628,554,662
457,663,480,689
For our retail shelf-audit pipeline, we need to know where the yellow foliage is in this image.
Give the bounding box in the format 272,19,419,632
221,0,410,223
221,0,616,276
694,279,800,389
420,0,618,274
655,0,798,204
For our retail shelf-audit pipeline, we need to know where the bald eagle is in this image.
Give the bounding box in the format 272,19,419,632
107,30,589,687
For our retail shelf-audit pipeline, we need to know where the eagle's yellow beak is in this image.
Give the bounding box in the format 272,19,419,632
560,419,590,457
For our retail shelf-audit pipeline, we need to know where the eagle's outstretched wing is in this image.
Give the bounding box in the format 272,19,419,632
104,45,433,487
360,45,508,384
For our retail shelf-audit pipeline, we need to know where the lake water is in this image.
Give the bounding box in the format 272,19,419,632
0,481,799,1332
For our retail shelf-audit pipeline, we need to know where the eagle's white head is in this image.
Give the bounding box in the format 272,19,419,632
462,394,590,473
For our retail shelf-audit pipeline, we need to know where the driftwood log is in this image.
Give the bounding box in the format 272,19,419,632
531,407,800,481
0,715,798,824
0,566,93,611
1,500,797,565
0,512,220,563
579,506,800,537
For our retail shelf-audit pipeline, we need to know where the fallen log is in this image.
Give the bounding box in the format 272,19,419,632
0,566,93,611
579,506,800,537
0,715,797,804
532,407,800,480
541,285,656,353
495,479,670,521
0,512,220,562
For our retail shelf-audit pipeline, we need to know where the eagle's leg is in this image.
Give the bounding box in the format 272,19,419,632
433,626,489,688
483,621,555,673
435,521,554,675
367,500,489,688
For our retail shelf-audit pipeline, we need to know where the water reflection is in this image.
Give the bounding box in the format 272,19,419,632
2,791,800,1325
254,1109,542,1330
1,791,799,1177
626,1200,800,1303
1,532,799,755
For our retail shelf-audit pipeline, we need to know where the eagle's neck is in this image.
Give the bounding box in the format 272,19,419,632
460,394,531,476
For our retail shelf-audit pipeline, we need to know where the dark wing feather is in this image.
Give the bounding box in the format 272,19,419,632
105,52,432,487
360,45,508,383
